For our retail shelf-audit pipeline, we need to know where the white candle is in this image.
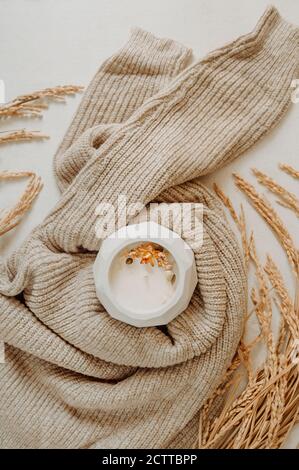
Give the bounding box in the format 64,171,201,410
109,247,177,313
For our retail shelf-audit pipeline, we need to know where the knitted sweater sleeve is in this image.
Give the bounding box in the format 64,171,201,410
44,6,299,252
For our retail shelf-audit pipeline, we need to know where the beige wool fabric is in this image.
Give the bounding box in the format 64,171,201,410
1,6,299,448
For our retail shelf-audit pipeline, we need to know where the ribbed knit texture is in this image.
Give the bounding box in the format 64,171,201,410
0,6,298,448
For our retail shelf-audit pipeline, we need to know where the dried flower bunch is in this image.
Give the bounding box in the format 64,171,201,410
0,170,43,236
0,85,83,120
280,163,299,180
0,86,83,145
0,85,82,236
123,242,176,283
233,173,299,275
253,168,299,217
0,129,48,145
201,165,299,449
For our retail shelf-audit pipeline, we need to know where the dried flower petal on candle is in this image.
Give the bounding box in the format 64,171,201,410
122,242,174,280
154,244,164,251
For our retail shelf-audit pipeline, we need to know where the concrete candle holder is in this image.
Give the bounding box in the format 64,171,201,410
93,221,197,327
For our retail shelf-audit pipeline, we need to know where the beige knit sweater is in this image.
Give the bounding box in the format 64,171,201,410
0,6,298,449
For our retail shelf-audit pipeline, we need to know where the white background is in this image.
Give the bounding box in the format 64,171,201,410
1,0,298,448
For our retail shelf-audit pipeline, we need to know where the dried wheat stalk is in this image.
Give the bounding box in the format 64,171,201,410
0,129,49,145
0,85,82,235
0,170,43,236
199,179,299,449
280,164,299,180
253,168,299,217
213,183,251,268
0,85,83,119
233,173,299,275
